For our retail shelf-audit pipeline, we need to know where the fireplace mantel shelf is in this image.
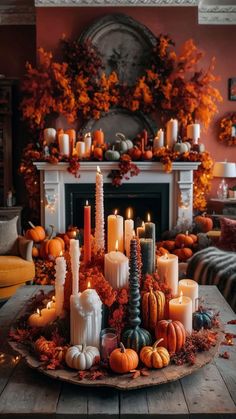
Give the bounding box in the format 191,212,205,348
35,160,200,232
34,161,200,172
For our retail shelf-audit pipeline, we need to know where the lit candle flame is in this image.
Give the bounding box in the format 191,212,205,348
97,166,101,174
142,221,145,227
114,209,118,216
115,240,119,251
186,230,188,235
179,291,183,304
164,253,168,260
127,207,131,219
37,308,41,316
147,213,151,222
59,250,63,256
52,296,56,302
87,281,91,289
47,302,51,310
86,200,89,206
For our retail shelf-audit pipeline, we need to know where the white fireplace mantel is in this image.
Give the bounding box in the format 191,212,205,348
34,161,200,233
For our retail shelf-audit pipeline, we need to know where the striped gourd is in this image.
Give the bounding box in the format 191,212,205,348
142,288,165,331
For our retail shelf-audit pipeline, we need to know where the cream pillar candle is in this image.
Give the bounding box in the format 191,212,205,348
187,123,200,144
94,166,105,253
28,303,57,327
157,254,178,296
153,129,164,149
55,255,67,317
169,293,193,333
107,210,124,253
104,248,129,289
44,128,57,145
76,141,86,158
70,239,80,295
124,208,134,258
58,133,70,156
70,285,102,347
178,279,199,313
84,132,92,157
166,119,178,149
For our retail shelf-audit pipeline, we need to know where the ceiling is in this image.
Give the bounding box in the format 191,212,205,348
0,0,235,25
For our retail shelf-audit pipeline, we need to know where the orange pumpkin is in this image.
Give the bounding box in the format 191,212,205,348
93,147,103,160
32,246,39,258
140,338,170,369
155,319,186,354
35,336,55,356
130,146,142,161
173,247,193,262
162,240,176,251
194,214,213,233
189,233,198,243
142,150,153,160
40,225,64,259
141,288,165,331
109,343,139,374
158,247,169,256
175,232,193,248
25,222,46,243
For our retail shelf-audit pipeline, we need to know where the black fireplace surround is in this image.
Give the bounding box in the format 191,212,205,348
65,183,169,241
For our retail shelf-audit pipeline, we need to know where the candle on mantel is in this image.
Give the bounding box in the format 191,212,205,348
166,119,178,149
70,281,102,347
76,141,86,159
153,129,164,150
65,129,76,155
124,207,134,258
84,200,91,265
157,253,178,296
84,132,92,157
55,253,67,317
144,213,156,272
178,279,199,313
169,291,192,333
104,240,129,289
28,302,57,327
137,221,145,239
44,128,56,145
93,129,104,146
70,239,80,295
94,166,105,253
187,123,200,144
107,209,124,253
58,133,70,156
140,238,154,275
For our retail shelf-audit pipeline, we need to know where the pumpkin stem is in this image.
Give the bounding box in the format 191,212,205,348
116,132,126,141
81,343,86,353
48,225,55,240
120,342,126,353
153,338,164,349
28,221,36,229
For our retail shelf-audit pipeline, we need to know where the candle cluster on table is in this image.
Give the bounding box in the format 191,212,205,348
137,214,156,275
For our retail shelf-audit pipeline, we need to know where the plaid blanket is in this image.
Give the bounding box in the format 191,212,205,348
186,247,236,312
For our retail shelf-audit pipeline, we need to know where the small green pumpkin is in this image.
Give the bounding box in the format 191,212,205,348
122,325,152,353
193,308,213,331
105,148,120,161
115,133,133,154
173,138,189,154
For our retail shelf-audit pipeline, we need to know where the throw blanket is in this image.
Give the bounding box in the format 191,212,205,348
187,247,236,312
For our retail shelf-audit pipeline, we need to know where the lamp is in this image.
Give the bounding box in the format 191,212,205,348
213,161,236,199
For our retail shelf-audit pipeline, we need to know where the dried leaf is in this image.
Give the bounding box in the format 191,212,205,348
141,369,150,377
132,370,141,379
227,320,236,324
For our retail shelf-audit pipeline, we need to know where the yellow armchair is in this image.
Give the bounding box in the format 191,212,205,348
0,235,35,302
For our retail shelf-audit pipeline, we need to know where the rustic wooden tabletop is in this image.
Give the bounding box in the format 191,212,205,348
0,285,235,418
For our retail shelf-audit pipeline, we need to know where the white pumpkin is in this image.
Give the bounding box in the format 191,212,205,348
44,128,57,145
65,344,100,370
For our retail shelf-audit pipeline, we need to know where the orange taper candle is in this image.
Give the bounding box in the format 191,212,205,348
93,129,104,146
84,200,91,265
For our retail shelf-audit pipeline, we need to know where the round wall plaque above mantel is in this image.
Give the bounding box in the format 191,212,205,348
79,13,156,85
80,108,157,143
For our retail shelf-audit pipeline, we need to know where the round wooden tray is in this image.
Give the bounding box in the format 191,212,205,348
9,328,223,391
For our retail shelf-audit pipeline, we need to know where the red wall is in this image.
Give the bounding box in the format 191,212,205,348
36,7,236,196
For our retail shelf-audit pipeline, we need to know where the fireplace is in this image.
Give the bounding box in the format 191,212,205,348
34,161,200,235
65,183,169,238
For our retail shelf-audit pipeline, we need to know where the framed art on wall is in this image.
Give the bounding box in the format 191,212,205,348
228,78,236,101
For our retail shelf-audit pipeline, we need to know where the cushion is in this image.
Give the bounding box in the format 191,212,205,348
0,216,18,256
18,236,33,261
0,256,35,287
218,217,236,251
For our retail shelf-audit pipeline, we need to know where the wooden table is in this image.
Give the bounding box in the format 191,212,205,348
0,285,235,418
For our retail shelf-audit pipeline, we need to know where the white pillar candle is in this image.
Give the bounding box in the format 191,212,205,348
153,129,164,149
76,141,86,158
84,132,92,157
107,210,124,253
124,208,134,258
58,133,70,156
169,293,193,333
178,279,199,313
187,123,200,144
94,166,105,253
157,254,178,296
44,128,57,145
70,239,80,295
70,285,102,347
55,255,67,317
104,250,129,289
166,119,178,149
28,303,57,327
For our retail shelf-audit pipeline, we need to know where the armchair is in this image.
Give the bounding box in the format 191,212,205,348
0,217,35,301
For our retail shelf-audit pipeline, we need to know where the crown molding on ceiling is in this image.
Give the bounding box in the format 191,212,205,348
35,0,198,5
198,4,236,24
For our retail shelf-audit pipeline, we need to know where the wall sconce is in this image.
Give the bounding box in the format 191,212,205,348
45,190,58,213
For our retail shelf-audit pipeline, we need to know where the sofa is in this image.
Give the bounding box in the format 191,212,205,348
0,216,35,301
